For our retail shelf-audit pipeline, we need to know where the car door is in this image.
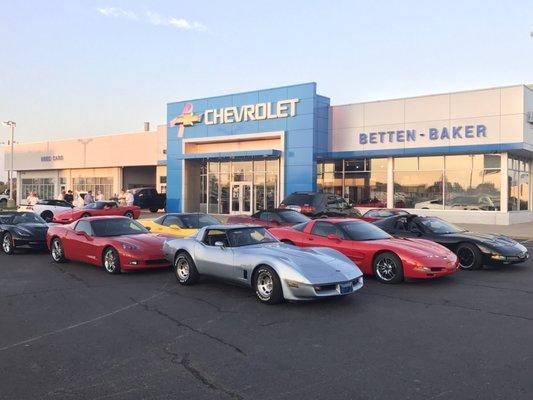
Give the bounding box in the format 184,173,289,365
302,221,343,250
194,229,235,279
64,220,99,263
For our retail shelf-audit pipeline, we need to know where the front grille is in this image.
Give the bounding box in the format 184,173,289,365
145,259,168,265
430,267,444,272
315,284,336,292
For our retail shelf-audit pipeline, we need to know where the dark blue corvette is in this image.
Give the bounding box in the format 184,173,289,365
1,212,49,255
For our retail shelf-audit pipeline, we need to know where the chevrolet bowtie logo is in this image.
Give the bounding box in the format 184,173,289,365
169,103,202,137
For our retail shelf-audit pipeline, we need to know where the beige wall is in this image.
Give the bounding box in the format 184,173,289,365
524,86,533,144
331,85,529,153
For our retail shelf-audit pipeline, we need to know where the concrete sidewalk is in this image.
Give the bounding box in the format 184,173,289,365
458,222,533,240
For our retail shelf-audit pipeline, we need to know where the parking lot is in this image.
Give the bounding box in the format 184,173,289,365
1,244,533,400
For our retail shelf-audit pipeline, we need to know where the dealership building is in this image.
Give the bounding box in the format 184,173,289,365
6,83,533,224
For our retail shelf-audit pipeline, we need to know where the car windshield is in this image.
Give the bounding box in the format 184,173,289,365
340,221,391,240
418,218,465,234
277,211,310,223
177,214,220,228
10,212,46,225
0,213,17,224
91,218,149,237
227,227,278,247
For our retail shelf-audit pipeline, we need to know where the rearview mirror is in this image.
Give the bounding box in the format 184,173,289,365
214,241,226,248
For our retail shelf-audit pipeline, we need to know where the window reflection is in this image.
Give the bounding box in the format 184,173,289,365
508,157,529,211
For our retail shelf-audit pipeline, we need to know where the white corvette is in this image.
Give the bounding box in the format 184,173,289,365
18,199,74,222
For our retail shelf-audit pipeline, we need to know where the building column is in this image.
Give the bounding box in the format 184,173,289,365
529,159,533,211
387,157,394,208
500,152,508,213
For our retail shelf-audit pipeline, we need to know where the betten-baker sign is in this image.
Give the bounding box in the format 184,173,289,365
359,124,487,144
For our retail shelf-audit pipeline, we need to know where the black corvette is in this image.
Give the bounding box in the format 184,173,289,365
1,212,49,255
373,214,529,270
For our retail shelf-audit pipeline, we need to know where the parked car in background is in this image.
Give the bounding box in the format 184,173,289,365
373,214,529,270
18,199,74,222
227,209,310,229
361,209,410,222
52,201,141,224
139,213,220,237
415,195,495,211
47,216,171,273
270,218,458,283
279,192,361,218
1,211,49,254
132,187,166,212
0,193,9,207
163,224,363,304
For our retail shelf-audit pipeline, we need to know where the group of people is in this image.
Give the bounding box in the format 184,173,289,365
25,188,135,208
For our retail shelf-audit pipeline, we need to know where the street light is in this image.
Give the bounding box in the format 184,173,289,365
2,120,16,208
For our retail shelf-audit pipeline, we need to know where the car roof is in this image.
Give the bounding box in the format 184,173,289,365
80,216,130,222
203,224,264,230
311,218,364,224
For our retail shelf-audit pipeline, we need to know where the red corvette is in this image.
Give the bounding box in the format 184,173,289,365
270,218,458,283
47,216,171,273
53,201,141,224
227,209,310,229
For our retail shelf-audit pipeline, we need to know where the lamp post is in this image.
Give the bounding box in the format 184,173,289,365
2,120,16,208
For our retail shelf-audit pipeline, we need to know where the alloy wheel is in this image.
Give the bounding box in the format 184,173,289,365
457,247,475,269
256,271,274,299
176,257,190,281
104,249,118,272
3,234,12,253
51,239,62,261
375,257,397,282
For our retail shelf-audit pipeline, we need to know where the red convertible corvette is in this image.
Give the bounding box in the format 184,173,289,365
227,209,310,229
53,201,141,224
47,216,171,273
270,218,458,283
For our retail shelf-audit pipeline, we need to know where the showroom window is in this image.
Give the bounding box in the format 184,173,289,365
393,154,501,211
72,177,114,200
317,158,387,206
21,178,55,200
508,156,530,211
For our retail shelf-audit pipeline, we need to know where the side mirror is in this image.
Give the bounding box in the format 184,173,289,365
145,226,151,231
327,233,341,242
169,224,181,230
270,220,280,226
214,241,226,248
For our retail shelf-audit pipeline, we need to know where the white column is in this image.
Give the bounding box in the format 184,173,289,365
500,152,508,213
387,157,394,208
529,159,533,211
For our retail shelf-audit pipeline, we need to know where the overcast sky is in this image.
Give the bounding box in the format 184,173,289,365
1,0,533,160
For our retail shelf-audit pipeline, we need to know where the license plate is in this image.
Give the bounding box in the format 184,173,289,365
339,283,352,294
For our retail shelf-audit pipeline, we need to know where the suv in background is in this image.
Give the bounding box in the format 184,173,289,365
279,192,361,218
132,187,166,212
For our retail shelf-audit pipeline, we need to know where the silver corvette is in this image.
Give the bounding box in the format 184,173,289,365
162,224,364,304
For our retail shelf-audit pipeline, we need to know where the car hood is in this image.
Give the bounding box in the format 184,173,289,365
12,223,49,238
445,231,519,247
113,233,169,247
55,209,81,219
377,238,452,257
238,243,361,281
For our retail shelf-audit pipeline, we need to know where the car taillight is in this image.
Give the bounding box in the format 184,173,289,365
300,205,315,214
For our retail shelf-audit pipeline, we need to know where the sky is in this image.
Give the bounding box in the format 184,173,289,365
1,0,533,178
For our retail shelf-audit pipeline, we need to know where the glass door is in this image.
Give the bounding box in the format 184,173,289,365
230,182,252,214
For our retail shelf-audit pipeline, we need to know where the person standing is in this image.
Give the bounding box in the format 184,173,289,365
74,194,85,208
125,190,134,206
118,190,126,206
57,190,66,201
26,191,39,206
84,190,95,205
96,191,105,201
64,190,74,204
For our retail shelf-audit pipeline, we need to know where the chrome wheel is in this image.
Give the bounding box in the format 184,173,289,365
104,249,118,273
51,239,62,261
457,247,475,269
125,211,134,219
256,270,274,299
3,234,12,254
176,257,190,281
375,257,397,282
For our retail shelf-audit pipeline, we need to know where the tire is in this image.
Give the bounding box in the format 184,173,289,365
149,207,158,213
124,211,134,219
2,232,14,255
373,252,404,284
40,211,54,223
174,252,200,285
50,237,66,263
103,247,121,274
253,265,284,304
81,213,90,218
456,243,483,270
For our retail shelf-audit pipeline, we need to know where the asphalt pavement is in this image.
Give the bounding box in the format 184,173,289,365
1,246,532,400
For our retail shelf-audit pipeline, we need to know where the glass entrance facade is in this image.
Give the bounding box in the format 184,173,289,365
198,158,279,214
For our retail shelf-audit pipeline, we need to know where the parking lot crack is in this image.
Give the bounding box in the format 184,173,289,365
131,297,246,356
179,352,245,400
50,262,91,288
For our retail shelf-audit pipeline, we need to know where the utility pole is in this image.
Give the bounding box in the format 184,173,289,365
2,120,16,208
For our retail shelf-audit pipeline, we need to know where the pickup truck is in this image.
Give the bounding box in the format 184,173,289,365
132,187,166,213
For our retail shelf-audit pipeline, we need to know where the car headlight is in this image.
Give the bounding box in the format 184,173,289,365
121,243,139,251
477,244,496,254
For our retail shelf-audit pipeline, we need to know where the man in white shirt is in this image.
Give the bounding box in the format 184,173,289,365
96,191,105,201
26,192,39,206
125,190,134,206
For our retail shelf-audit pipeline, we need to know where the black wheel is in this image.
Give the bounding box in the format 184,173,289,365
40,211,53,223
50,238,66,263
373,252,404,284
124,211,134,219
103,247,121,274
149,207,158,213
174,252,200,285
456,243,483,270
253,265,284,304
280,239,294,245
81,212,90,218
2,232,14,255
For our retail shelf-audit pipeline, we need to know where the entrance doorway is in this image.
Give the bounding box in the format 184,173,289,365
230,182,252,214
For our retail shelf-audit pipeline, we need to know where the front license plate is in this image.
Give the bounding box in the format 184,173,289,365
339,283,352,294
